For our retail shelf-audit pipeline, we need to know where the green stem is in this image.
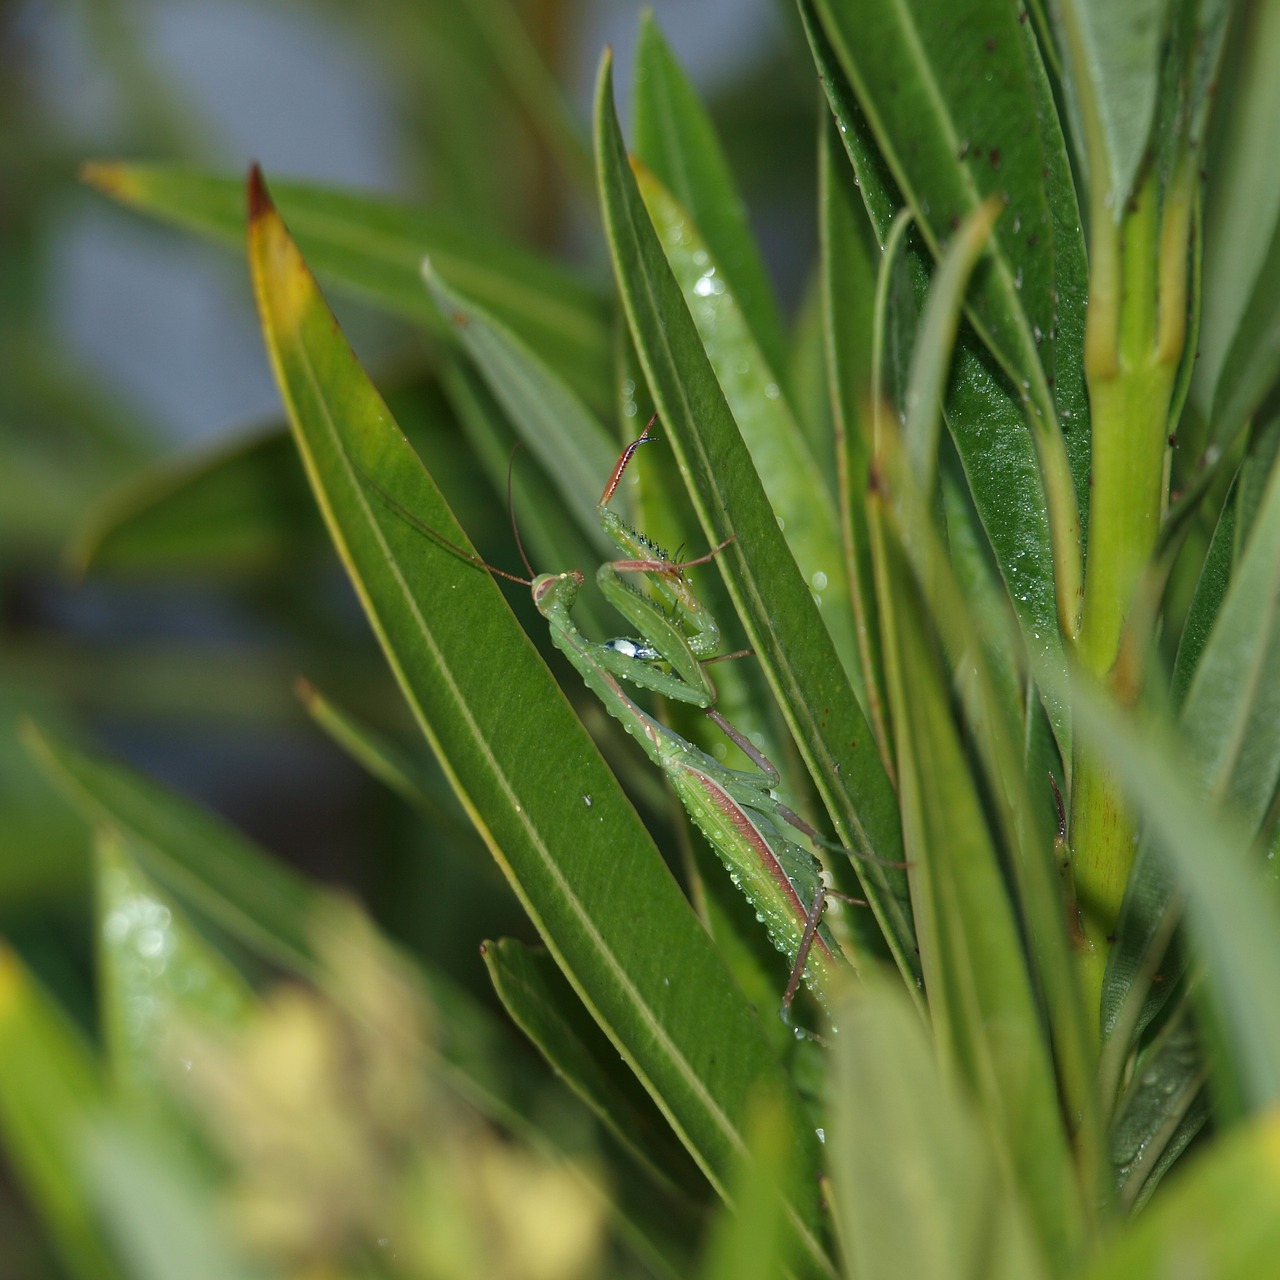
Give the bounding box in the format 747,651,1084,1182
1070,170,1192,1033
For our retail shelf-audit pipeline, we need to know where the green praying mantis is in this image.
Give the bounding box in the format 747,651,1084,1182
362,416,871,1018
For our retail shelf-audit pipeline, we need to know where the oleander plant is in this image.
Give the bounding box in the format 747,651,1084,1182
3,1,1280,1277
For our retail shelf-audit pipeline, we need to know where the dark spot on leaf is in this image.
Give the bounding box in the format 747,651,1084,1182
1168,434,1177,447
1027,233,1039,247
451,310,469,328
989,148,1001,169
984,36,996,51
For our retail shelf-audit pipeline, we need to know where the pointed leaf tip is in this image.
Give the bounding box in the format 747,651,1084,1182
79,160,125,197
246,163,272,222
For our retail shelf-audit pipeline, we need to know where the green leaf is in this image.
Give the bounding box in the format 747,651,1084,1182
813,0,1088,442
1191,0,1280,436
633,162,865,704
1063,678,1280,1109
1109,1006,1208,1209
1179,447,1280,831
631,15,788,380
422,0,592,194
69,426,321,578
1084,1108,1280,1280
483,938,705,1199
800,0,1078,758
21,721,557,1149
1101,474,1239,1046
818,116,887,769
827,981,1048,1280
296,677,490,863
696,1092,802,1280
1235,415,1280,551
81,163,613,413
1211,211,1280,451
96,830,255,1096
25,721,318,977
1170,483,1235,709
872,410,1098,1186
1049,0,1164,209
441,360,615,638
869,503,1086,1267
902,195,1003,492
422,259,617,555
0,944,124,1280
594,53,916,998
1104,437,1280,1047
867,209,1095,1243
246,167,832,1268
81,1119,268,1280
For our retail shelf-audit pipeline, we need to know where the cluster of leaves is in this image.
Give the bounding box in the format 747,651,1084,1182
4,2,1280,1278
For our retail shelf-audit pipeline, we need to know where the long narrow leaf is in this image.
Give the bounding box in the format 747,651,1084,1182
634,164,864,704
1083,1108,1280,1280
81,163,613,413
1049,0,1164,208
245,167,831,1263
0,944,123,1280
827,981,1048,1280
631,15,788,379
799,0,1077,756
594,55,916,999
422,260,616,555
1103,445,1280,1043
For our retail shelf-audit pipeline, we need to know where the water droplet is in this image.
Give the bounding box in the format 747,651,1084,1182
137,928,166,958
764,382,780,400
583,794,593,808
815,1128,826,1143
694,268,723,298
811,570,829,592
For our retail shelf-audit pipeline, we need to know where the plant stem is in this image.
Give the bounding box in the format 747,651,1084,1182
1070,169,1192,1031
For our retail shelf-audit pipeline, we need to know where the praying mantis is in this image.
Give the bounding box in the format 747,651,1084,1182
362,416,862,1016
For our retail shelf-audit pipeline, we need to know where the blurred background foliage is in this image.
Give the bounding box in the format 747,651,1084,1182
10,0,1280,1276
0,2,816,1273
